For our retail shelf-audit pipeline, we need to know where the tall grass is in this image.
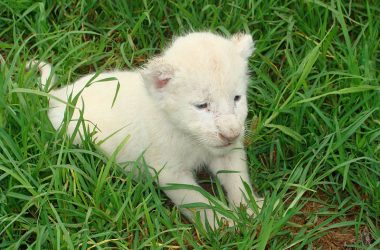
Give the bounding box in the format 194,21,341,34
1,0,379,249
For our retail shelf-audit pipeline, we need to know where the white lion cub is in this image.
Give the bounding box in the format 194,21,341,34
30,32,263,228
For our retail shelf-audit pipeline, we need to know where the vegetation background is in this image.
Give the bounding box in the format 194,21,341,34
0,0,379,249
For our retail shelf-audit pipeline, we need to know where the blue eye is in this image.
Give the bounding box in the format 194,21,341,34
195,103,208,109
234,95,241,102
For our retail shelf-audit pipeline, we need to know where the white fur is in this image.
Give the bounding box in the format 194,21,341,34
31,32,263,228
26,60,56,89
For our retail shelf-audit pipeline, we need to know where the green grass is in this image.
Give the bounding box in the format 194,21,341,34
1,0,379,249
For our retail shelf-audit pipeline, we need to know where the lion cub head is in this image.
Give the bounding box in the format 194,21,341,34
141,32,255,154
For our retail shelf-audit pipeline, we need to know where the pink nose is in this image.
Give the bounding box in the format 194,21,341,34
219,132,240,142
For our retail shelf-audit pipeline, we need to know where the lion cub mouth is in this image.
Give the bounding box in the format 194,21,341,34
216,142,233,148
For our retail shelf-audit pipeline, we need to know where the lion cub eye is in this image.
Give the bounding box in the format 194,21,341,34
194,103,208,110
234,95,241,102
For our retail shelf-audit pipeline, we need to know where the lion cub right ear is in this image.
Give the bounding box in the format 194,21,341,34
231,33,256,60
141,57,175,92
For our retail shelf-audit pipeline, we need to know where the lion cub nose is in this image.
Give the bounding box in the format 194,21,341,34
219,132,240,142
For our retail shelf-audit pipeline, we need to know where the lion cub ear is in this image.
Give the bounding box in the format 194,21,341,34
141,57,175,90
231,33,256,59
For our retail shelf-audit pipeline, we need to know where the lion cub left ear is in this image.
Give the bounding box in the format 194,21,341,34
231,33,256,59
141,57,175,90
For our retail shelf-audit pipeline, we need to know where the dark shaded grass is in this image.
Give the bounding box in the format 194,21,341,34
1,0,379,249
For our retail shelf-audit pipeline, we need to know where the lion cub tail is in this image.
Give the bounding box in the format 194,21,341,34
26,60,56,90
